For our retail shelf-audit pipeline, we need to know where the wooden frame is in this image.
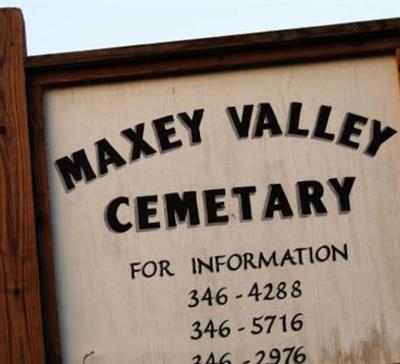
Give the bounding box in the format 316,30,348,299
1,7,400,363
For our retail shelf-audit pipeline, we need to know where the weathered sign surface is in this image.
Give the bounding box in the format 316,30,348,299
43,55,400,363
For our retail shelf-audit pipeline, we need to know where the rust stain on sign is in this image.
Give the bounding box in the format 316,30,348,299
319,325,394,364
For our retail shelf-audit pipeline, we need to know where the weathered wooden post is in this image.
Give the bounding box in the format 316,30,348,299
0,8,45,364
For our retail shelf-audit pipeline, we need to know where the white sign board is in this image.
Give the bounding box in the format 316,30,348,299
43,56,400,364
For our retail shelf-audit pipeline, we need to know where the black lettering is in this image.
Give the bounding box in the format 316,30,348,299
136,195,160,230
231,186,256,220
287,102,308,137
178,109,204,145
105,196,132,233
337,113,368,149
153,115,182,152
159,260,175,277
312,105,335,141
204,189,229,224
365,120,397,157
227,105,254,138
315,246,331,262
332,243,348,261
55,149,96,191
253,103,282,137
121,123,157,161
328,177,356,212
264,184,294,218
297,180,327,215
130,262,142,279
96,138,127,176
164,191,200,228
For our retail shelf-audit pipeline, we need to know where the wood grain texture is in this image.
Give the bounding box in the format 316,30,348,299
25,18,400,87
27,84,62,364
26,18,400,70
0,8,45,364
396,48,400,88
